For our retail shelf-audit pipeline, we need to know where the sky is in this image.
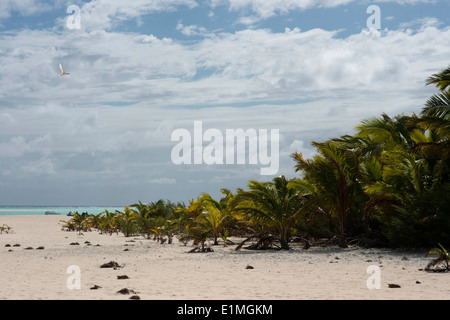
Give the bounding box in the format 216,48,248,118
0,0,449,206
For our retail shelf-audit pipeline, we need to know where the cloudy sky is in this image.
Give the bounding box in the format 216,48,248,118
0,0,448,206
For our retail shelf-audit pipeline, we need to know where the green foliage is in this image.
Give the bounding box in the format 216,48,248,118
66,212,91,235
0,224,13,234
379,183,450,247
426,243,450,271
231,175,307,250
288,67,450,248
291,140,367,247
117,207,139,237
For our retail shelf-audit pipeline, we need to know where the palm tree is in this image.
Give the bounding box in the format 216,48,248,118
197,190,236,245
99,210,119,235
426,243,450,271
175,198,205,245
185,220,212,251
0,224,13,234
231,175,306,250
426,65,450,92
117,207,139,237
355,113,417,149
129,200,183,242
354,90,450,246
355,113,426,200
292,140,366,248
87,213,103,231
69,212,90,235
129,200,151,218
415,66,450,157
418,95,450,138
179,190,237,248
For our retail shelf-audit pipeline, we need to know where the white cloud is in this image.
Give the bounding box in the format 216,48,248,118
176,22,208,36
149,178,177,184
2,14,447,112
0,0,54,19
78,0,198,31
375,0,438,3
211,0,354,19
399,17,443,30
0,135,52,157
236,15,260,26
0,22,448,154
22,156,56,175
188,179,204,183
209,0,443,23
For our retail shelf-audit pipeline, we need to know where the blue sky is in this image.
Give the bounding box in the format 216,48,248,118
0,0,449,206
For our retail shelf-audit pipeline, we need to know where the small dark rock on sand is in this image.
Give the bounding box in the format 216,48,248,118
36,246,45,250
117,275,129,279
388,284,401,288
246,265,254,269
129,295,140,300
100,261,121,268
90,285,102,290
70,242,79,245
117,288,136,295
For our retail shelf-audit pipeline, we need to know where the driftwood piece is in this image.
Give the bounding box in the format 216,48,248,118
235,232,279,251
187,246,214,253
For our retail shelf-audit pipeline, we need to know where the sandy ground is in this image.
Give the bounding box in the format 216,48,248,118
0,215,448,300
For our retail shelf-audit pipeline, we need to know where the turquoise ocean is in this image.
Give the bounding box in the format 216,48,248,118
0,206,125,216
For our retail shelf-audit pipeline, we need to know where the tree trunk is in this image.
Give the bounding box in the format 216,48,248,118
338,235,348,248
279,227,290,250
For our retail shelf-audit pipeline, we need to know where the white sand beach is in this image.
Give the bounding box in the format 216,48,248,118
0,215,448,300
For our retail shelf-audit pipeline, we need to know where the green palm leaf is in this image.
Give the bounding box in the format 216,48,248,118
426,65,450,92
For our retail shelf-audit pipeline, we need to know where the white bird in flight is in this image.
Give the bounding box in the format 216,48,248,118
59,64,70,76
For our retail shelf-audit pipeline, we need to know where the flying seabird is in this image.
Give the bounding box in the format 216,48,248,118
59,64,70,76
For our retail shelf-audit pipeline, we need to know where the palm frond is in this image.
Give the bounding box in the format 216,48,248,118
426,65,450,91
422,92,450,118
